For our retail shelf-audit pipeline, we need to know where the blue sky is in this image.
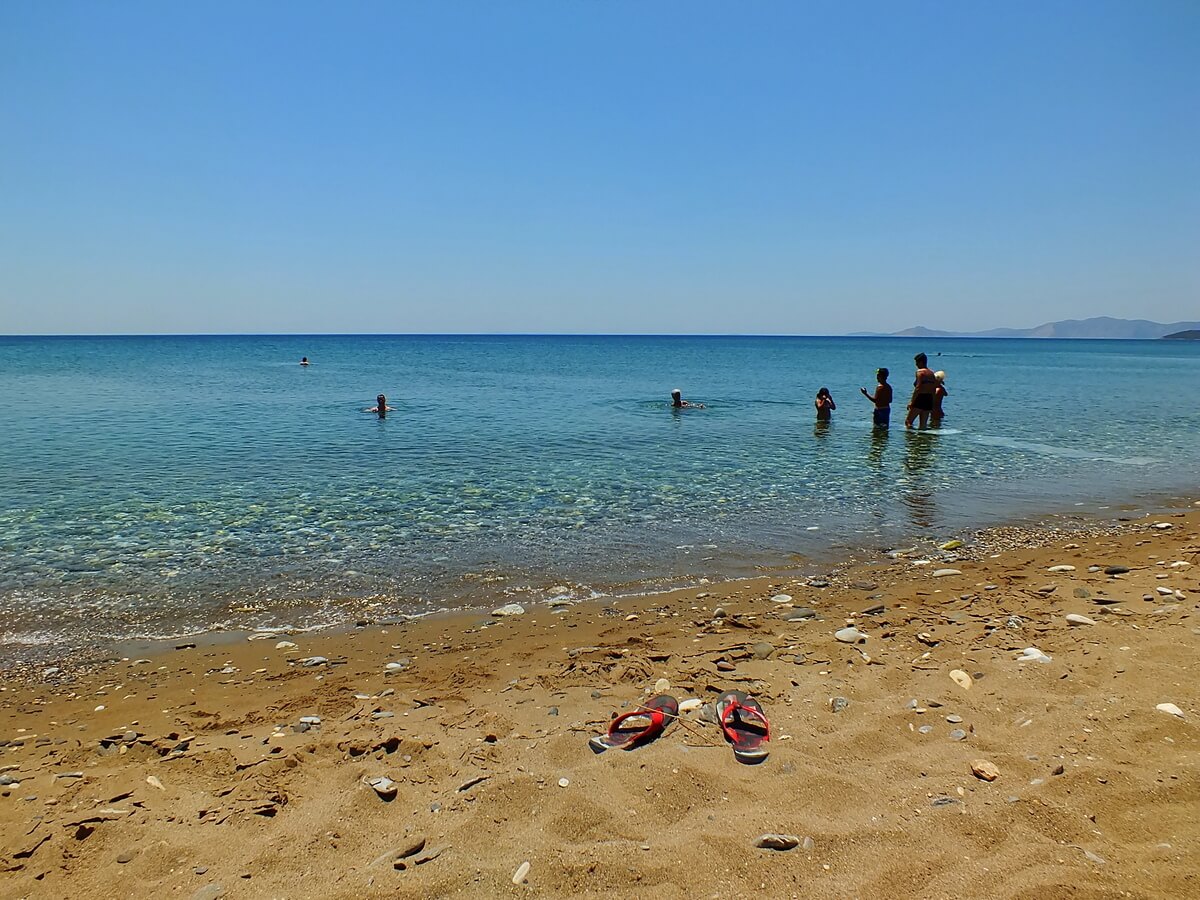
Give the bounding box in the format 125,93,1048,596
1,1,1196,335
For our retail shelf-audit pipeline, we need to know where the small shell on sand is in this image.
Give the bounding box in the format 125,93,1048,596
512,860,531,884
949,670,972,690
1156,703,1184,718
932,569,962,578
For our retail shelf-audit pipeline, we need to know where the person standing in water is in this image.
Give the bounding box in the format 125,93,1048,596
860,367,893,428
300,357,310,366
815,387,836,421
905,352,938,429
365,394,394,418
931,370,948,424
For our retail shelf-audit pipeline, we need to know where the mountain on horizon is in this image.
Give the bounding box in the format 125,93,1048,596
866,316,1200,339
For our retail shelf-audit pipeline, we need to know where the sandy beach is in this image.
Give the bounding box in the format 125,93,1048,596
1,505,1197,899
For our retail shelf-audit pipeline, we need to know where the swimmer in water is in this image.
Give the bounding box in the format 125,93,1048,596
365,393,395,418
300,357,310,366
670,388,704,409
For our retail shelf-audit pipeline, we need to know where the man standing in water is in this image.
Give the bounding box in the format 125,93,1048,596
366,394,394,419
860,368,893,428
905,353,938,429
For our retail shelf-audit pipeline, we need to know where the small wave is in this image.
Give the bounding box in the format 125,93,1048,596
971,435,1156,465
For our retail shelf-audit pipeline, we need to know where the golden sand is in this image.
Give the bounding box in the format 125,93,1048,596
2,508,1197,898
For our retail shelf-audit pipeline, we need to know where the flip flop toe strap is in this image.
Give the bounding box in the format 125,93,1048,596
609,706,665,738
720,701,770,742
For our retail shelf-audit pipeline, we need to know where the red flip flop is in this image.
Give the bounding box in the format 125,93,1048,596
716,690,770,763
589,694,679,753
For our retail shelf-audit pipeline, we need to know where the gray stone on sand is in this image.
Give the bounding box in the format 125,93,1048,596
1065,614,1095,626
752,642,774,660
830,697,849,713
835,627,866,644
949,729,967,741
1073,587,1091,598
491,603,526,617
189,887,224,900
755,833,800,851
785,607,817,621
918,725,934,734
1104,566,1129,575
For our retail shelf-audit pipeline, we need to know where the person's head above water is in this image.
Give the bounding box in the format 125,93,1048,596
671,388,683,407
877,368,889,382
377,394,386,406
300,356,309,365
914,353,928,367
817,387,831,398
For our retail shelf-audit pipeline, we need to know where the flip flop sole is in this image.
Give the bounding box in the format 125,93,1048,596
717,691,770,763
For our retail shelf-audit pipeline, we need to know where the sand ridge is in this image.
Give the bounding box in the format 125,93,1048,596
1,508,1198,898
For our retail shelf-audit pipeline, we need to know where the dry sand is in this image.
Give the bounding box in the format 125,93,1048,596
2,508,1198,899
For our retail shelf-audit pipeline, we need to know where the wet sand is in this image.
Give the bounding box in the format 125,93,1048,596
1,506,1198,899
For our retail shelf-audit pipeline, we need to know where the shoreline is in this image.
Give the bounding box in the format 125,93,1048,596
4,489,1195,679
1,502,1197,897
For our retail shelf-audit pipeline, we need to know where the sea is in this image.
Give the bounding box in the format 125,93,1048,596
2,334,1197,655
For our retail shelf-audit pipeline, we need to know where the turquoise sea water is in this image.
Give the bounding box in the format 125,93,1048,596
1,334,1197,651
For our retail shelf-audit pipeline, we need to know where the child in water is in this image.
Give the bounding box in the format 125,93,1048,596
815,387,836,421
860,368,893,428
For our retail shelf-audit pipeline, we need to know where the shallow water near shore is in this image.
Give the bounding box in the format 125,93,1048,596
1,333,1197,650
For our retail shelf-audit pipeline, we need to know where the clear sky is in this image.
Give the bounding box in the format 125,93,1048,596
1,1,1197,335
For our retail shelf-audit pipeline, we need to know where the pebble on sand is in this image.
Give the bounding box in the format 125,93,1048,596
679,698,703,712
492,604,526,617
1017,647,1053,664
654,678,671,693
835,627,866,644
755,833,801,851
830,697,849,713
1156,703,1185,719
971,759,1000,781
512,860,531,884
949,669,973,690
367,776,398,800
770,594,792,604
1065,614,1096,626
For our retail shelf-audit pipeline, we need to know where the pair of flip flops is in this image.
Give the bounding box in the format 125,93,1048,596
589,691,770,763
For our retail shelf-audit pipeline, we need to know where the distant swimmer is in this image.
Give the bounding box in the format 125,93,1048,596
814,387,836,421
931,370,948,424
365,393,395,418
905,352,938,430
860,368,893,428
670,388,704,409
300,357,310,366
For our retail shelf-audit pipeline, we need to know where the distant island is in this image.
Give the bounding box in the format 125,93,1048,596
856,316,1200,340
